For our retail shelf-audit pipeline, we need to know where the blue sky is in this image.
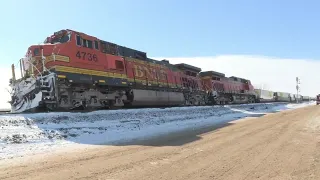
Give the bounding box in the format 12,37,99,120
0,0,319,66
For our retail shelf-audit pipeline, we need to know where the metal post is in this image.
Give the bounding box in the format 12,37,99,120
296,77,300,103
19,58,23,79
11,64,16,82
41,47,45,73
31,61,34,76
21,58,25,76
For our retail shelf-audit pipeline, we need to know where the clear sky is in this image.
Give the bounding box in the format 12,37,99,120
1,0,320,66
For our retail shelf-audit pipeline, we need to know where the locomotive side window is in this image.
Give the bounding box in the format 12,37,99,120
82,39,87,47
100,42,107,53
115,60,124,71
87,40,93,49
33,48,39,56
76,35,81,46
81,39,93,49
94,40,99,50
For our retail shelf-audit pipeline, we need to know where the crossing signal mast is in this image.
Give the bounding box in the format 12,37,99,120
296,77,301,103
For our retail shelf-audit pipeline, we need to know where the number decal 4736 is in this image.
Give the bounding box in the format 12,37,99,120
76,51,98,62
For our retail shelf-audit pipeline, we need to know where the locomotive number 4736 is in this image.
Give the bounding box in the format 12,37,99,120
76,51,98,62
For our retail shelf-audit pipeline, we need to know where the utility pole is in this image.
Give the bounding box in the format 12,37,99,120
296,77,300,103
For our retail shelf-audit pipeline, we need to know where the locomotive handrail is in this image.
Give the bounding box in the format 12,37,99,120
22,58,44,85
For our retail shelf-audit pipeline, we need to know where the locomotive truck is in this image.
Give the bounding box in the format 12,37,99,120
8,29,307,113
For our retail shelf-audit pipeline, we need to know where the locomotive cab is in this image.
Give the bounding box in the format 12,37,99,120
44,30,71,44
14,29,74,79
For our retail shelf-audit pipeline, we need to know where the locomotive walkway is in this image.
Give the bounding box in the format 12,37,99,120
1,105,320,180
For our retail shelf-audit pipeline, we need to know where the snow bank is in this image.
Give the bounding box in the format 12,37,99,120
0,102,314,161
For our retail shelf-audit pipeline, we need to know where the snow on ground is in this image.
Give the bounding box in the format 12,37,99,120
0,101,315,161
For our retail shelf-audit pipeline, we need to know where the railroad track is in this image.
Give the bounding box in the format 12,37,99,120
0,101,297,115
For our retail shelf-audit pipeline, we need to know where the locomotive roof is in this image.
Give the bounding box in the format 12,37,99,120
65,29,201,73
200,71,226,77
174,63,202,73
229,76,250,81
146,58,180,71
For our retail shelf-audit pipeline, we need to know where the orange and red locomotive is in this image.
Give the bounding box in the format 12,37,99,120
9,29,207,112
200,71,256,104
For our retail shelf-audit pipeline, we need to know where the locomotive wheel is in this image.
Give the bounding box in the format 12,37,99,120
107,100,116,109
229,96,234,104
46,104,57,112
248,96,255,103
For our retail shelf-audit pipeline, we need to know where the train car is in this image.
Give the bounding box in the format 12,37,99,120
302,95,310,101
274,92,291,102
295,94,303,103
173,63,207,106
200,71,256,104
8,29,206,113
290,93,297,103
254,89,274,102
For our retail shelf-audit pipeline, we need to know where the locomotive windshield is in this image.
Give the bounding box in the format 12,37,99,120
44,30,71,44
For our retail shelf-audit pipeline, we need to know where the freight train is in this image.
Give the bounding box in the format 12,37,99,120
8,29,313,113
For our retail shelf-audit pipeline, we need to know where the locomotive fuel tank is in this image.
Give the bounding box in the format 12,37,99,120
129,89,185,106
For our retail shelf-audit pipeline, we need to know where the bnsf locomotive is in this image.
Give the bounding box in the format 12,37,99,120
8,29,309,113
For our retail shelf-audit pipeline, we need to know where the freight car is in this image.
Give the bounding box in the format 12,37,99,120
289,93,296,103
254,89,274,102
8,29,207,113
302,96,311,102
273,92,291,102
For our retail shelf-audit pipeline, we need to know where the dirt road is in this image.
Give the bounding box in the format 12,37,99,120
1,105,320,180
